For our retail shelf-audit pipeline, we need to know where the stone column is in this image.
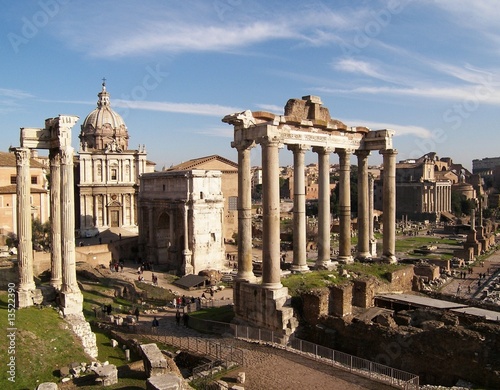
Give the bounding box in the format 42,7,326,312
49,149,62,290
234,141,255,282
337,148,353,263
313,146,332,269
261,137,282,289
369,174,377,257
182,203,193,275
14,148,36,308
380,149,398,263
289,144,310,272
60,145,84,315
355,150,371,260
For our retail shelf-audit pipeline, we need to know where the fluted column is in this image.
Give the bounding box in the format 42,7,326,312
355,150,371,260
60,146,79,293
288,144,310,272
261,137,282,289
182,203,193,274
235,141,255,282
337,148,353,263
60,145,83,315
49,149,62,290
14,148,36,308
381,149,398,263
313,146,332,268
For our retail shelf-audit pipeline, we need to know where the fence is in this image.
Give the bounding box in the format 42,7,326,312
232,324,419,390
133,323,244,369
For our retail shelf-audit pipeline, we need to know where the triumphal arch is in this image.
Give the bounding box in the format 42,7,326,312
223,95,397,334
13,115,83,316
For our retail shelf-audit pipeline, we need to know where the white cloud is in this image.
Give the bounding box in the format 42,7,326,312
113,99,242,117
347,119,433,139
255,104,283,113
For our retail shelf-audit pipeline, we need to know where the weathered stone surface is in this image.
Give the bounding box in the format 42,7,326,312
111,339,118,348
65,314,98,358
36,382,58,390
237,371,245,384
59,366,70,377
146,373,183,390
92,364,118,386
141,343,168,377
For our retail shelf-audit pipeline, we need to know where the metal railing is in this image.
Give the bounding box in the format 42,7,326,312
232,324,419,390
133,323,244,368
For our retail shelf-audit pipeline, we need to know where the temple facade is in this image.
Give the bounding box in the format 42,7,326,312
223,95,397,334
76,82,154,237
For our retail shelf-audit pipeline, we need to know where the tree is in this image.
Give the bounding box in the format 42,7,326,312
32,218,51,251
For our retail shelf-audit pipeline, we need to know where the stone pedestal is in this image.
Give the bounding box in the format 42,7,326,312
16,289,41,309
141,343,168,377
60,291,84,316
233,281,297,336
146,373,183,390
93,364,118,386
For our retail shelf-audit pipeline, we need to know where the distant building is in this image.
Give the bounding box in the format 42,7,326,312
375,153,452,221
0,151,49,240
138,169,225,275
166,155,238,242
75,82,155,236
472,156,500,174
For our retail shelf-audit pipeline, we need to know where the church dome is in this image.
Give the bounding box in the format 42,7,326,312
79,81,129,152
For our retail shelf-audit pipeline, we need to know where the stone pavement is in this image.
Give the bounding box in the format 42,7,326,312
439,248,500,301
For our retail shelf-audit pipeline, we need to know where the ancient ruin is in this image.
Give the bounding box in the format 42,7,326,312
12,115,98,357
223,95,397,333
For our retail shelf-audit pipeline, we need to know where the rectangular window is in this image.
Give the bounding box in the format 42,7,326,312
228,196,238,210
111,169,117,180
31,176,38,185
10,176,16,184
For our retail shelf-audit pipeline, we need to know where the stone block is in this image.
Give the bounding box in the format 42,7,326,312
92,364,118,386
146,373,183,390
237,371,245,383
111,339,118,348
36,382,58,390
141,343,168,377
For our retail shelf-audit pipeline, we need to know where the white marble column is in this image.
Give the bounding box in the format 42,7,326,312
261,137,282,289
14,148,36,308
60,145,84,315
182,203,193,274
289,144,310,272
337,148,353,263
369,174,377,257
235,141,255,282
381,149,398,263
355,150,371,260
49,149,62,290
313,146,332,268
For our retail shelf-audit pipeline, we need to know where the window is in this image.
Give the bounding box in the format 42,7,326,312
31,176,37,185
111,168,117,180
228,196,238,210
10,176,16,184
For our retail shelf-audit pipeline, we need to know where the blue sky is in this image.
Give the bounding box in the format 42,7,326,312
1,0,499,171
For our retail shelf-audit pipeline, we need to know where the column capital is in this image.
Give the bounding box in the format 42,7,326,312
12,147,31,166
231,139,256,151
287,144,310,153
258,135,283,148
60,146,74,165
354,149,371,158
335,147,354,157
379,148,398,156
312,145,334,155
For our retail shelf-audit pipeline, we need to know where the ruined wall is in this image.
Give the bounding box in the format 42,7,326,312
302,289,329,326
303,308,500,388
329,283,352,317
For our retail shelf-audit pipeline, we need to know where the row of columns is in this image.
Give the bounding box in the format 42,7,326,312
15,145,82,310
235,138,397,287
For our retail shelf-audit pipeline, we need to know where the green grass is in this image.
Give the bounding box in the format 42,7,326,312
189,305,235,323
0,291,89,389
135,281,176,306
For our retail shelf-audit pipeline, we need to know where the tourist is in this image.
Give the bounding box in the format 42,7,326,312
134,307,140,322
107,304,112,315
152,316,159,333
175,310,181,326
182,312,189,327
